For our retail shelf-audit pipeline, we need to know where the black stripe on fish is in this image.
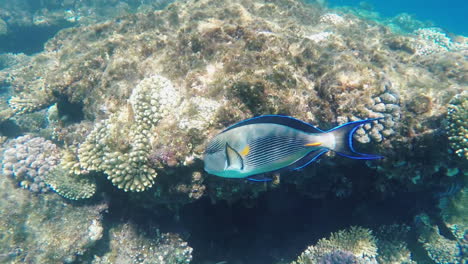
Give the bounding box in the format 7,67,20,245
246,136,309,167
205,138,224,154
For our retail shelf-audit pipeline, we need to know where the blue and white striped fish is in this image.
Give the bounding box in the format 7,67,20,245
203,115,383,181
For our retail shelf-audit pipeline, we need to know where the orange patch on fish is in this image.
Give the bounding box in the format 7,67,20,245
240,145,250,156
304,142,322,147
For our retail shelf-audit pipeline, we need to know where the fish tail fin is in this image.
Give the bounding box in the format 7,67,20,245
326,118,384,160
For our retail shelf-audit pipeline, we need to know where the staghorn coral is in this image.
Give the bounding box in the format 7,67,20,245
292,226,378,264
91,223,192,264
447,91,468,160
0,173,107,263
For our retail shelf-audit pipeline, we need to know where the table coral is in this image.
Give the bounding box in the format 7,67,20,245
44,165,96,200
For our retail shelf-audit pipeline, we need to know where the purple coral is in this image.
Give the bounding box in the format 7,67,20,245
318,250,358,264
148,146,178,167
2,135,60,193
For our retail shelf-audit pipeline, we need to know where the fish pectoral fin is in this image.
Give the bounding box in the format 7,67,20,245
225,143,244,170
246,174,272,182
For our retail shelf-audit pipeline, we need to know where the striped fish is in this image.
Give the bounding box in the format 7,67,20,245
204,115,383,181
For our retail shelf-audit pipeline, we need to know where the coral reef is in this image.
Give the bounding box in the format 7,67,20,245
2,135,60,193
375,224,415,264
91,223,192,264
0,0,466,223
77,75,182,192
2,135,96,200
447,91,468,160
414,213,465,264
0,172,107,263
44,164,96,200
439,186,468,241
292,226,378,264
0,0,467,263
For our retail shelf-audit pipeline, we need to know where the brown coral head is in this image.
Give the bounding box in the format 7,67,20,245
407,94,432,114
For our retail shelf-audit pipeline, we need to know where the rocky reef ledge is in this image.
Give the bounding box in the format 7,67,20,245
0,0,466,263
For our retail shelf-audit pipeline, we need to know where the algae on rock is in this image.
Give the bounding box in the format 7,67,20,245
0,173,106,263
1,0,467,203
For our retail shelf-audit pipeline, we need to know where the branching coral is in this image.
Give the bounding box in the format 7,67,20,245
78,75,180,192
447,91,468,160
292,226,378,264
2,135,96,199
2,135,60,193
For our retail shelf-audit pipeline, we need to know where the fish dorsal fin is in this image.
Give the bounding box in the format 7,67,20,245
225,143,244,170
290,149,329,171
223,115,324,133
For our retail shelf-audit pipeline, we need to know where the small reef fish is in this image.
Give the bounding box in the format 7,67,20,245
204,115,383,181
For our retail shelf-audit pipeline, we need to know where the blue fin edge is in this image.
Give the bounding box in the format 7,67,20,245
328,118,384,160
222,115,324,133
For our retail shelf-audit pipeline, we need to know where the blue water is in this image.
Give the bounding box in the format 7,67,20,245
326,0,468,35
